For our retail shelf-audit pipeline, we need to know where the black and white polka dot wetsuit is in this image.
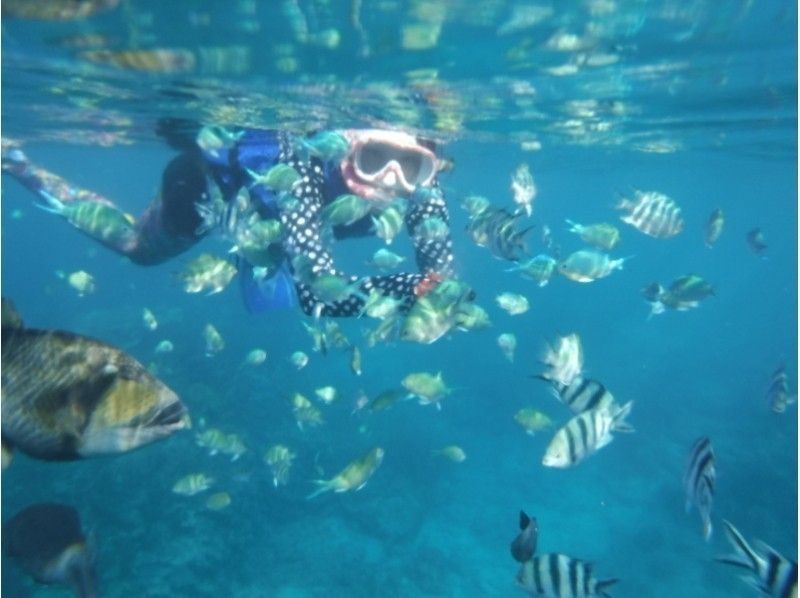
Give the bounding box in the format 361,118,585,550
214,130,457,317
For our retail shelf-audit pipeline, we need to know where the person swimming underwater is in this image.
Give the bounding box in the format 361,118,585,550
1,123,465,317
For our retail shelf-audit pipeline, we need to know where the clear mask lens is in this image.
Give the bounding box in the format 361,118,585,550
355,142,434,186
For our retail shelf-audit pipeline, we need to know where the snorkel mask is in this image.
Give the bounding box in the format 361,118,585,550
340,129,438,201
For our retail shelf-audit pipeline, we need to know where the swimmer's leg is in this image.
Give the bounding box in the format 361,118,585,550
2,141,208,265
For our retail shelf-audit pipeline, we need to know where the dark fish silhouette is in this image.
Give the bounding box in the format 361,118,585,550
3,503,96,597
746,227,768,257
1,298,189,464
510,510,538,563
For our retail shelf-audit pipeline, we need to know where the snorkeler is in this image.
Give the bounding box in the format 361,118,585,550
1,124,463,317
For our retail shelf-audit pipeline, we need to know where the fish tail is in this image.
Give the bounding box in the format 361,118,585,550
613,194,629,210
595,578,619,597
648,301,665,318
703,518,713,541
564,218,579,232
716,520,761,573
306,480,333,499
614,255,635,270
611,401,635,433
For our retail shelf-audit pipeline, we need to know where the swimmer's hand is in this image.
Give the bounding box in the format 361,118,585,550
1,138,28,173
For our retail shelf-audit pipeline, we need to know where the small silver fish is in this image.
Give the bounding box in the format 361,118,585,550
704,208,724,248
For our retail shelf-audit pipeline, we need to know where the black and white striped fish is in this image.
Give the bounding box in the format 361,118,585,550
767,365,796,414
547,377,616,415
516,553,618,598
616,190,684,239
542,402,634,468
684,436,715,540
717,519,797,598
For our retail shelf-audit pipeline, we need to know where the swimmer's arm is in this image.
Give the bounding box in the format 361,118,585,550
405,183,456,278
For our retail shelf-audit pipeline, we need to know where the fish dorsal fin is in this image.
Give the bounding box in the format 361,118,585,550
518,510,530,530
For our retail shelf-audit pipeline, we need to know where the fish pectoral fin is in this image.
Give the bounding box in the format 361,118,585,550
613,422,636,434
595,434,614,451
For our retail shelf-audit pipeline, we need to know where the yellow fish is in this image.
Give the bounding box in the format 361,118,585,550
307,447,384,498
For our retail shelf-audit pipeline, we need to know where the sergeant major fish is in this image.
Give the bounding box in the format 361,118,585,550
294,130,350,162
320,193,372,227
545,376,616,415
496,292,530,315
1,299,189,464
506,254,558,287
497,332,517,362
565,219,620,251
513,408,553,435
306,447,384,499
402,371,452,410
179,253,237,295
142,308,158,331
371,201,407,245
203,323,225,356
432,445,466,462
766,364,796,414
511,162,536,217
616,189,684,238
542,402,634,468
516,553,618,597
539,333,584,387
684,436,715,540
643,274,715,315
558,250,629,283
264,444,296,487
172,473,214,496
67,271,96,296
704,208,724,248
367,248,406,270
716,519,797,598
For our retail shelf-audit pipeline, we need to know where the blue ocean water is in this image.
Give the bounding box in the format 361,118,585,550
1,1,797,597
